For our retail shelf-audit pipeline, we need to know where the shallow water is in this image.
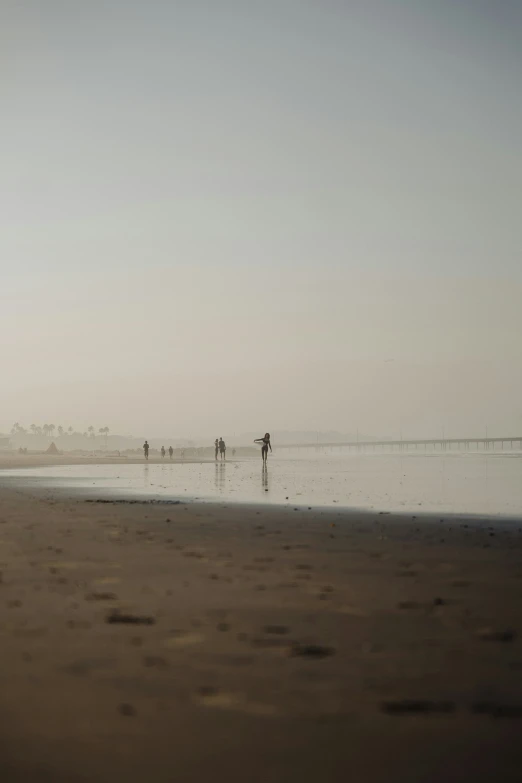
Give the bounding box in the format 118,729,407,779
2,452,522,517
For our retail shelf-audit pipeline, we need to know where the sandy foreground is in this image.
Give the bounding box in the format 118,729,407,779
0,459,522,782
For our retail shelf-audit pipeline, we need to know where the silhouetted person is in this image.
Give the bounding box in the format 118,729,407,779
169,446,173,459
181,448,185,460
161,446,165,458
143,440,149,460
219,437,226,460
254,433,272,463
232,448,236,457
214,439,219,460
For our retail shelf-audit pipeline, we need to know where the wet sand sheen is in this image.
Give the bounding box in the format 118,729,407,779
3,451,522,516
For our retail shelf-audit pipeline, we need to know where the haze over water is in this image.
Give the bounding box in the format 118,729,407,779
4,451,522,518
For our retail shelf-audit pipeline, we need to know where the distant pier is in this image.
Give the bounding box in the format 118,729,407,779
277,436,522,452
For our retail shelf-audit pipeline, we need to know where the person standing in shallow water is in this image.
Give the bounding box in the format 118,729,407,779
143,440,149,460
219,437,226,460
161,446,165,459
254,433,272,464
168,446,173,459
214,439,219,460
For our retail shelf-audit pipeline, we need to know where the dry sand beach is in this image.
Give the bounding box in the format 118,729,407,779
1,457,522,782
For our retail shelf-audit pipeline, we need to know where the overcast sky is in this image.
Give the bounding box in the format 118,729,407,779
2,0,521,439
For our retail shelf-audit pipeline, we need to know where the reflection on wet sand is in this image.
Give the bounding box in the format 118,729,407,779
3,454,522,515
262,465,269,493
215,462,226,492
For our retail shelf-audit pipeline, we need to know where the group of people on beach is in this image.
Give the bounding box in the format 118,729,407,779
214,434,272,463
214,438,226,460
142,433,272,463
142,443,181,460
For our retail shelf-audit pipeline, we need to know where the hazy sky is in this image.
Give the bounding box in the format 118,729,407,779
2,1,521,439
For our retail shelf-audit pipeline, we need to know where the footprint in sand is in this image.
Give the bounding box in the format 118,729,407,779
398,601,422,610
143,655,169,669
290,643,335,659
472,702,522,718
85,592,118,602
14,627,47,638
476,628,516,643
335,604,366,616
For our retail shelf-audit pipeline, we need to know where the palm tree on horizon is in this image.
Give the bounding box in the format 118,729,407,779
99,426,110,449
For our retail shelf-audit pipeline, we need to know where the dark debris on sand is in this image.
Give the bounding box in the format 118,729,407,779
289,643,335,659
472,702,522,719
382,700,456,715
477,628,516,643
107,612,155,626
118,703,136,716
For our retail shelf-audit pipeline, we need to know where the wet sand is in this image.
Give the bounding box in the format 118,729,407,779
0,453,207,470
1,480,522,781
6,452,522,516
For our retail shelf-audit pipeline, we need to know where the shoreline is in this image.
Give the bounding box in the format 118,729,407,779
1,480,522,781
0,453,216,470
1,458,521,527
3,476,522,529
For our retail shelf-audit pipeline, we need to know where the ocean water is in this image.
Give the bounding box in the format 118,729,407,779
2,452,522,517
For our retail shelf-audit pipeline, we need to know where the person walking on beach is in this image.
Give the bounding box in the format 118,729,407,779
219,437,226,461
161,446,165,459
254,433,272,464
168,446,173,459
214,439,219,460
143,440,149,460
